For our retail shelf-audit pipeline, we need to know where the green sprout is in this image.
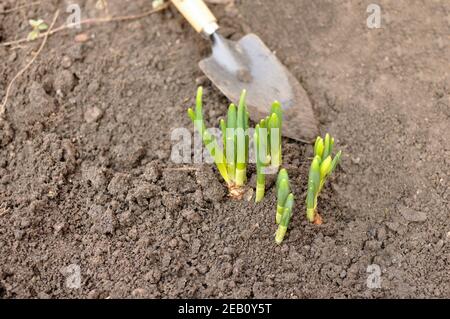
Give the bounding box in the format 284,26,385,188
27,19,48,41
188,87,249,197
275,193,294,244
253,102,282,202
188,87,229,185
276,168,290,224
220,90,249,194
306,133,342,224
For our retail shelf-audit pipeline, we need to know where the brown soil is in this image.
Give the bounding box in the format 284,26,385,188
0,0,449,298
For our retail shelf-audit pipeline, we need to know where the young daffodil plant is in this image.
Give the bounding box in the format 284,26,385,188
254,102,282,202
275,168,294,244
306,134,342,224
219,90,250,195
188,87,249,198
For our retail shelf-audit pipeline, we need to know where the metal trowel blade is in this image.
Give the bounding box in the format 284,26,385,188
199,33,318,143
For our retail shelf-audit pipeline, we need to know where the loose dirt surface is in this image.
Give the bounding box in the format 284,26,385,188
0,0,449,298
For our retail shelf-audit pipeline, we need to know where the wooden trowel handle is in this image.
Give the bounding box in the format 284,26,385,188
172,0,219,36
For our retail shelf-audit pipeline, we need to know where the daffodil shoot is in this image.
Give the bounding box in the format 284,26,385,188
254,102,283,202
188,87,249,198
276,168,290,224
306,133,342,224
275,193,294,244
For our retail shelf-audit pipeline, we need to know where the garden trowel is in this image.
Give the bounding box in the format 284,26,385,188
172,0,318,142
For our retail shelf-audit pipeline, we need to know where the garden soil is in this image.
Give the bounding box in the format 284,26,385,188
0,0,449,298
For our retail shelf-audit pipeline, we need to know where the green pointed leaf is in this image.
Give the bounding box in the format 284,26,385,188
323,133,331,160
271,101,282,122
195,86,203,120
330,150,342,173
314,137,324,158
277,179,290,208
238,89,247,110
320,156,332,180
309,156,321,194
269,113,279,130
237,90,246,131
259,118,266,129
227,104,236,129
276,168,289,189
280,193,294,227
187,108,195,122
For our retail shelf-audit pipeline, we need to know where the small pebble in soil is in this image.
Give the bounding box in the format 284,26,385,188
377,226,387,241
398,205,427,222
75,33,89,43
54,70,75,96
84,106,103,123
61,56,72,69
168,238,178,249
244,188,254,201
53,222,66,235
